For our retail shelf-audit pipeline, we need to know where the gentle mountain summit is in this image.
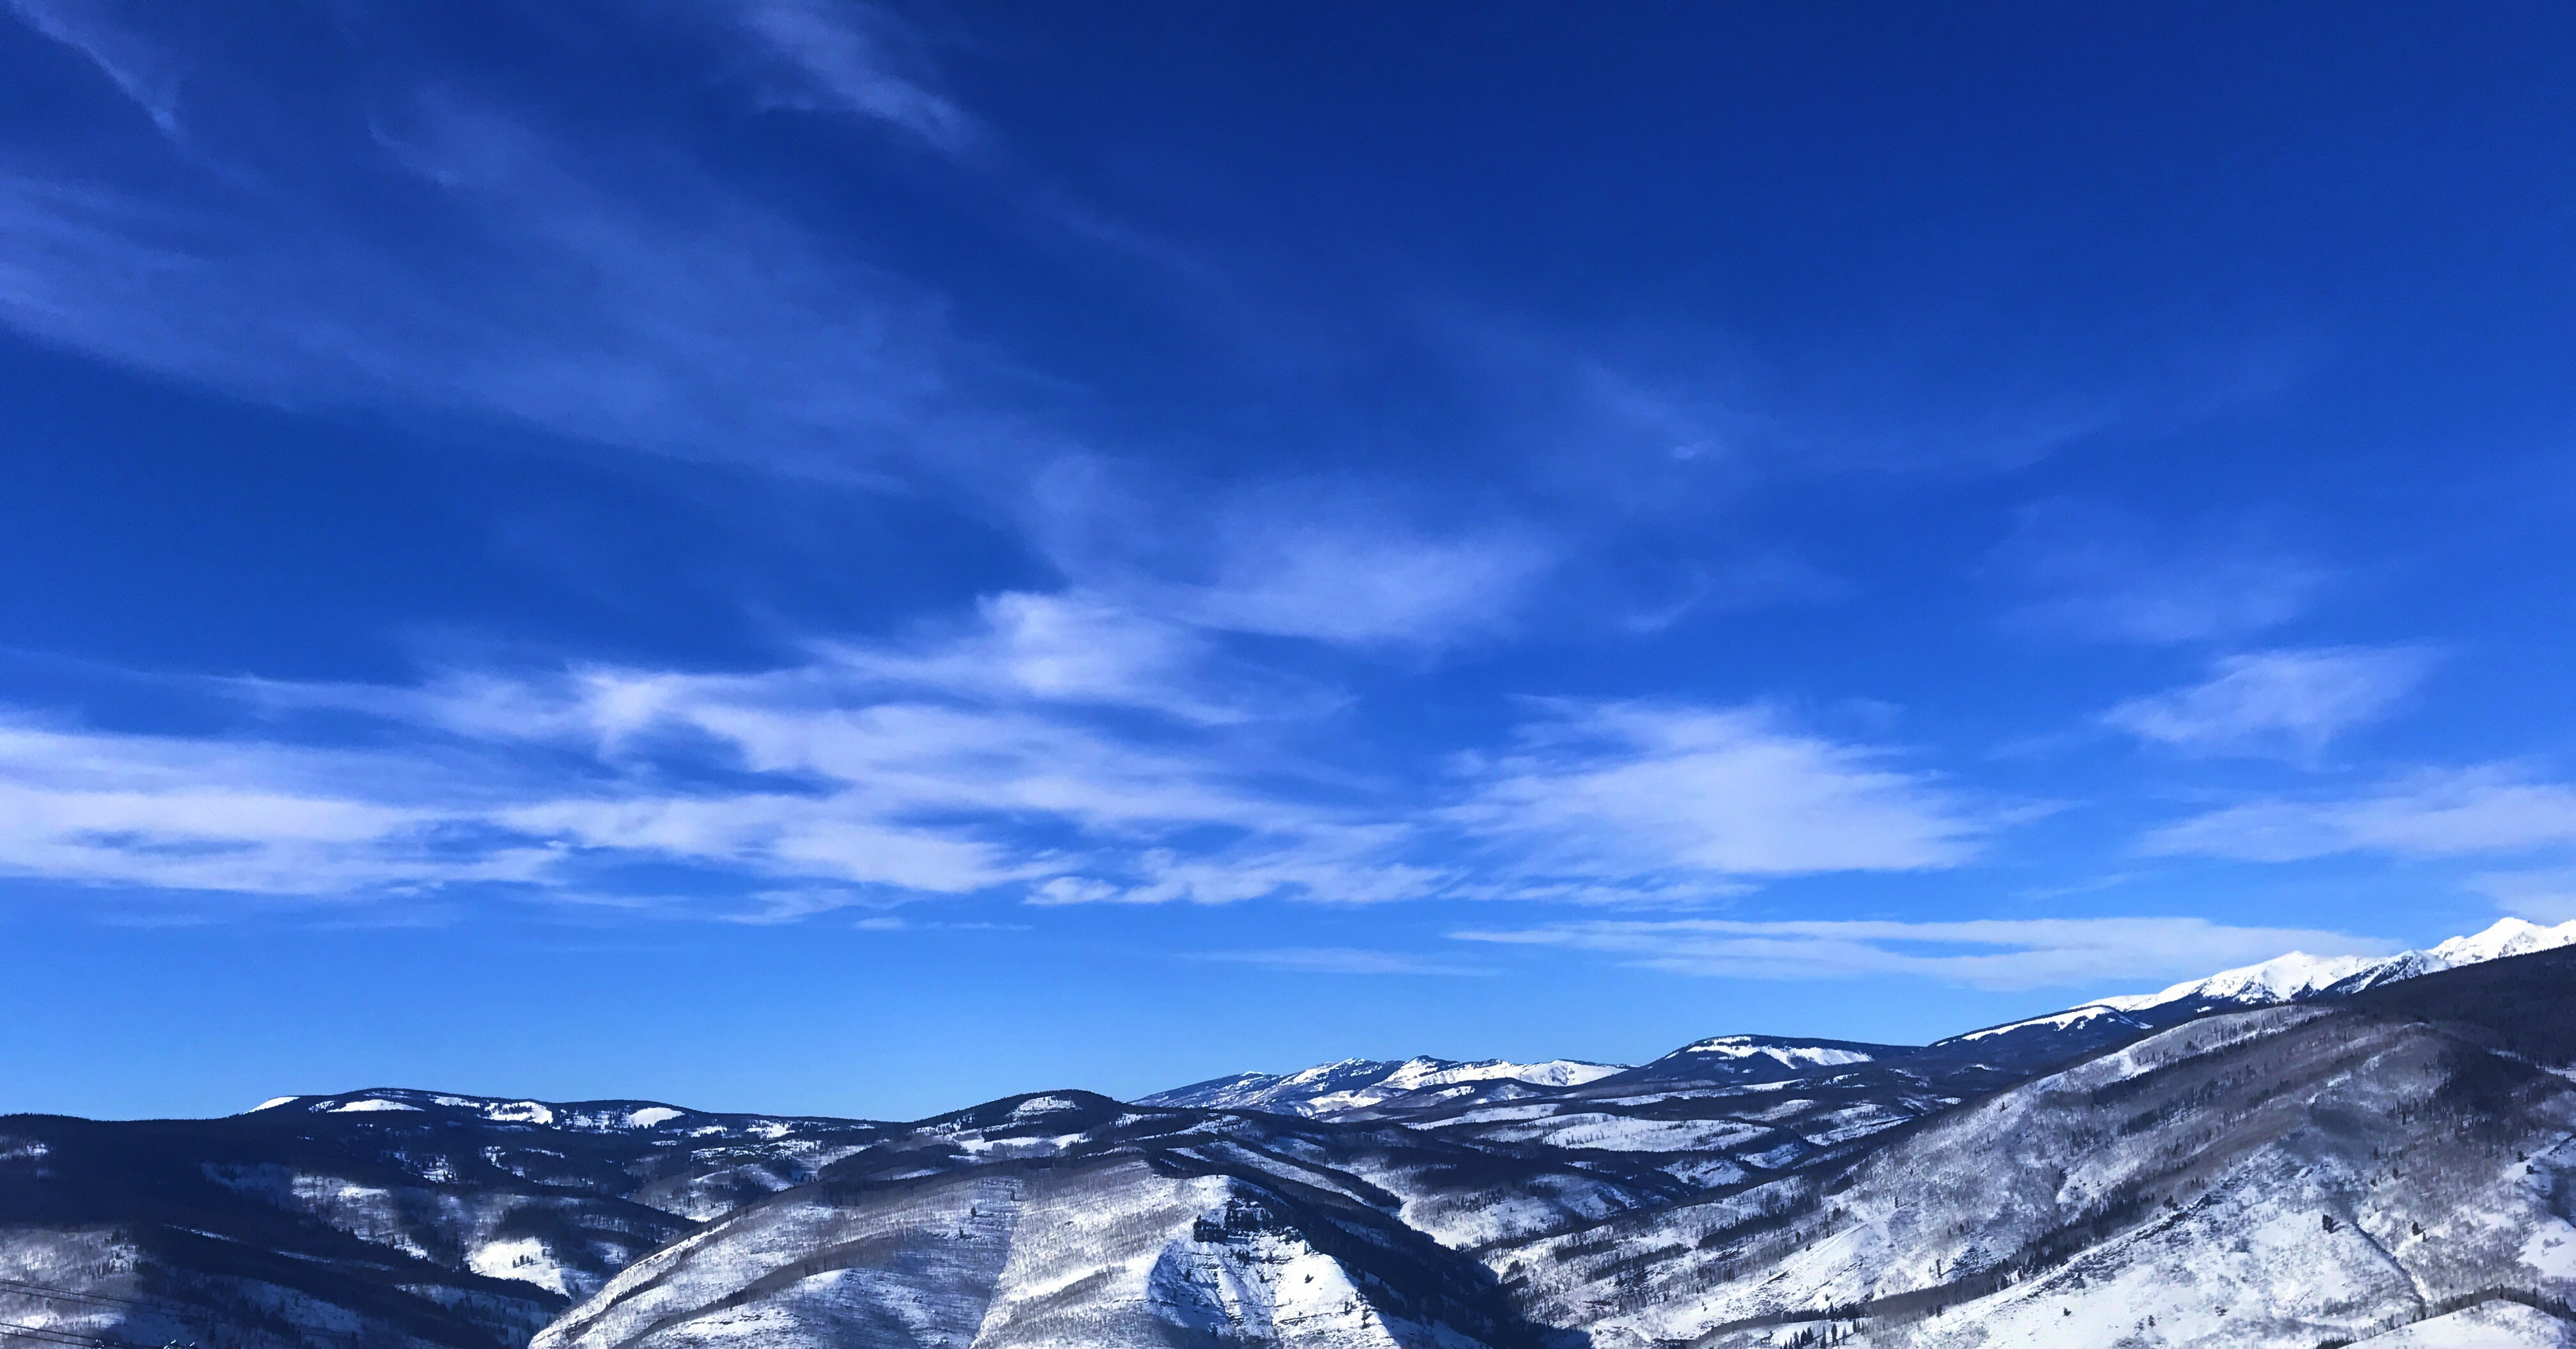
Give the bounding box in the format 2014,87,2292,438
2087,916,2576,1013
1138,1054,1627,1116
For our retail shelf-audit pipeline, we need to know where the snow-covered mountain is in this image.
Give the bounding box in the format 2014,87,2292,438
1662,1034,1882,1068
516,944,2576,1349
1920,916,2576,1061
13,920,2576,1349
1519,948,2576,1346
0,1086,894,1349
1133,921,2576,1135
1138,1054,1627,1116
2087,916,2576,1014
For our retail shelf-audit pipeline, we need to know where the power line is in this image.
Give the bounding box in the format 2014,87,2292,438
0,1316,171,1349
0,1277,380,1349
0,1283,198,1321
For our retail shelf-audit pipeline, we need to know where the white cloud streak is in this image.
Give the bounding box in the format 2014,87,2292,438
1453,916,2396,991
2469,869,2576,924
0,722,554,895
730,0,978,152
0,592,1438,906
7,0,186,135
1176,519,1554,647
2143,767,2576,862
0,13,1564,654
1448,702,1982,884
1189,946,1497,976
1995,500,2331,645
0,596,2001,911
2103,646,2435,760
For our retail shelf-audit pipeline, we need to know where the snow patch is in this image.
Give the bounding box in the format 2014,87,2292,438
326,1099,424,1113
2522,1221,2576,1281
1948,1004,2138,1042
1674,1036,1874,1068
466,1237,573,1297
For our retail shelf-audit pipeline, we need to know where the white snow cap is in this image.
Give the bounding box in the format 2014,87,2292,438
2090,916,2576,1013
1949,1003,2138,1044
1147,1054,1630,1116
2424,914,2576,965
1380,1057,1627,1091
1674,1036,1875,1068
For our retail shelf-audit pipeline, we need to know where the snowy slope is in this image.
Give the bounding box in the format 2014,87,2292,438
1516,946,2576,1348
0,1087,901,1349
531,1091,1588,1349
535,1162,1488,1349
1915,918,2576,1077
514,945,2576,1349
15,923,2576,1349
237,1088,894,1221
2089,917,2576,1015
1140,1056,1626,1117
2353,1300,2576,1346
1136,921,2576,1145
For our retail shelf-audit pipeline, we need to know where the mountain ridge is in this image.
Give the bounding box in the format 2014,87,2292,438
12,918,2576,1349
1144,917,2576,1123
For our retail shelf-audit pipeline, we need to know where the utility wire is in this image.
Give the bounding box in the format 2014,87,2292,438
0,1277,390,1349
0,1283,199,1320
0,1316,158,1349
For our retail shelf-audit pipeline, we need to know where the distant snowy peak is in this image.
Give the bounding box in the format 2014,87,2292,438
1135,1058,1415,1114
1606,1033,1912,1088
1669,1035,1880,1069
2087,917,2576,1015
2425,914,2576,966
2089,950,2380,1013
1933,919,2576,1060
1386,1056,1629,1091
241,1088,849,1136
1935,1002,2149,1047
1136,1054,1627,1116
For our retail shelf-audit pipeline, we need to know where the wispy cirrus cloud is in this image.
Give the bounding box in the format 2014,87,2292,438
0,592,2004,912
1023,466,1562,649
2143,766,2576,862
1188,946,1497,976
0,592,1398,905
2468,868,2576,924
0,721,556,896
727,0,979,153
1453,916,2395,991
1447,701,1983,890
0,7,1575,657
1993,500,2333,645
0,100,1003,484
2103,645,2436,761
1172,516,1554,647
6,0,187,135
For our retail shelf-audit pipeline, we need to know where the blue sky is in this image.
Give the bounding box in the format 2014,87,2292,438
6,1,2576,1121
